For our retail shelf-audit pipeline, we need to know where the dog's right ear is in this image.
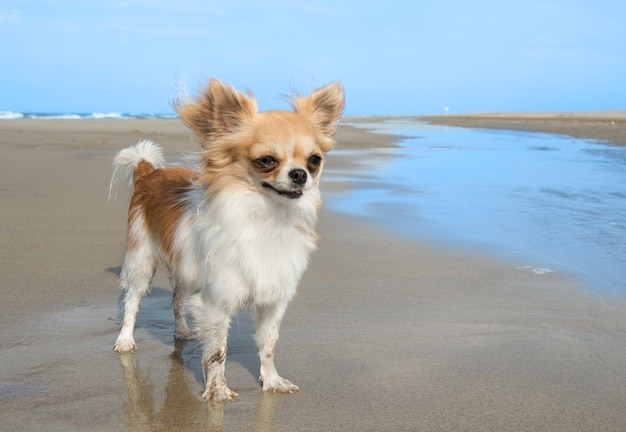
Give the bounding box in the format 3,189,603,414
175,79,258,145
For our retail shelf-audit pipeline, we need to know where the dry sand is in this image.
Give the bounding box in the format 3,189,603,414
1,117,626,431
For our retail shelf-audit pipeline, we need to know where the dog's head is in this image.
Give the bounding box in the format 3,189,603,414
175,79,344,202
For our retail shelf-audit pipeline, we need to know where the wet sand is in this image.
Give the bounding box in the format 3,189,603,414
2,117,626,431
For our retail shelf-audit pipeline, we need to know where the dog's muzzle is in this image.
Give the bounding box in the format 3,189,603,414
262,182,303,199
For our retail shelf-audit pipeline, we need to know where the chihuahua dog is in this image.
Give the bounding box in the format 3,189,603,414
111,79,344,401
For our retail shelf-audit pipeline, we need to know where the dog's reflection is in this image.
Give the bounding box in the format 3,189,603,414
118,340,276,431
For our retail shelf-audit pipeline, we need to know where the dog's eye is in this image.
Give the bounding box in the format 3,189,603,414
307,154,322,171
254,155,279,171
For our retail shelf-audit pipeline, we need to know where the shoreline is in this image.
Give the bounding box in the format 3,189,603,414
4,109,626,147
2,117,626,430
417,112,626,146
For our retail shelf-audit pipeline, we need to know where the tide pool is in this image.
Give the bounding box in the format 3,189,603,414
326,120,626,296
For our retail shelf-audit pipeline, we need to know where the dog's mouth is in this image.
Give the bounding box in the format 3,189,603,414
262,182,303,199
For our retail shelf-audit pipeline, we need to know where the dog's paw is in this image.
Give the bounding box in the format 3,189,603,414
261,376,300,394
114,338,137,353
174,328,197,340
202,385,238,402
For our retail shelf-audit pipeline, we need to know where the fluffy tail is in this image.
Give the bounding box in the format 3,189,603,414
109,139,165,200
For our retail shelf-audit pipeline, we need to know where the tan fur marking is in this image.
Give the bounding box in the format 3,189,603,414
130,167,196,263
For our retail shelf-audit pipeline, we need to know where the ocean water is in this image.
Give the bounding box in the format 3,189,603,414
0,110,177,120
327,120,626,296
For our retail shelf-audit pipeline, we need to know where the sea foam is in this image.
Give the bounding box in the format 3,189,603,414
0,111,24,119
0,111,178,120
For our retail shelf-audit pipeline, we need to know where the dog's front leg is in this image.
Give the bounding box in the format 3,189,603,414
255,302,299,393
198,311,238,402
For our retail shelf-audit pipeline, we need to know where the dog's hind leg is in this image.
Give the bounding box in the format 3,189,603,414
114,245,157,353
164,266,196,340
255,301,299,393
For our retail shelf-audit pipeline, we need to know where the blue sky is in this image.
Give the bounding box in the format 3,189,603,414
1,1,625,116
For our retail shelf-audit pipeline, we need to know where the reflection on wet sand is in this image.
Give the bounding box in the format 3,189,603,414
118,338,278,431
119,340,211,431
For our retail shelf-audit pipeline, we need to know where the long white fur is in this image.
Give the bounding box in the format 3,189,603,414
108,139,164,200
111,79,344,402
112,140,319,400
178,156,320,399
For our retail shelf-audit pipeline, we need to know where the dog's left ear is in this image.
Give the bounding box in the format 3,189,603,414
292,82,345,139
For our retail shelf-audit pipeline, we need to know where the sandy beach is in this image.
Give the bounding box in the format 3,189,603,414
2,116,626,431
419,111,626,146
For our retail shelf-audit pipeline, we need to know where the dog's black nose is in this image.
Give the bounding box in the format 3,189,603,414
289,168,308,185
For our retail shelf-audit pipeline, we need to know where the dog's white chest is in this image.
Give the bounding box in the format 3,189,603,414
181,194,318,306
